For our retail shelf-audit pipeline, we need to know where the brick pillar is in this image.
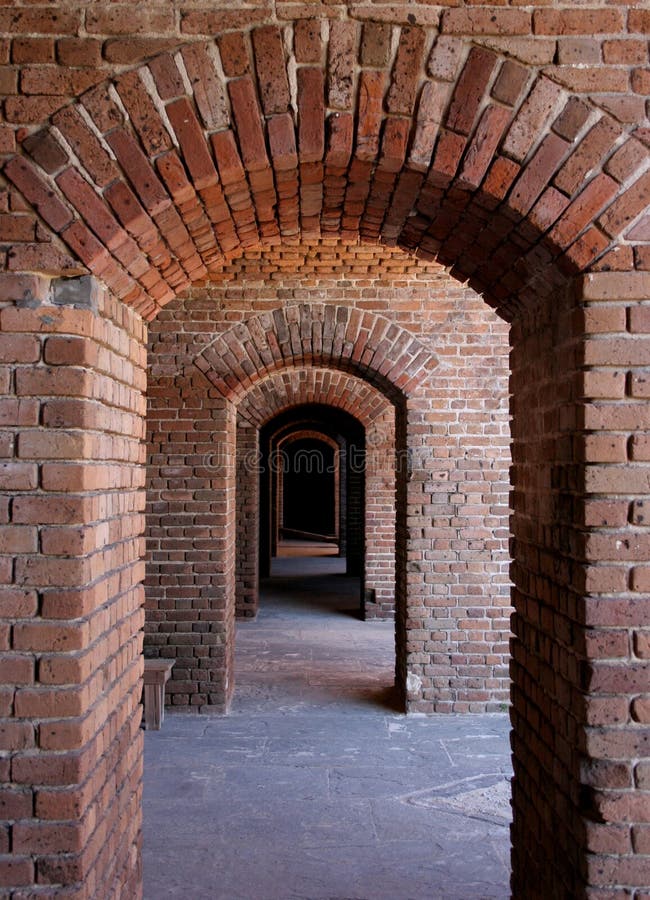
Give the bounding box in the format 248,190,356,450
576,272,650,896
364,408,396,620
235,418,259,618
394,401,409,710
510,271,650,897
345,438,364,577
338,435,347,559
146,371,236,711
400,379,511,714
0,276,146,897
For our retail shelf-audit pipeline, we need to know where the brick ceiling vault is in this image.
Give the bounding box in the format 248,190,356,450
3,19,649,322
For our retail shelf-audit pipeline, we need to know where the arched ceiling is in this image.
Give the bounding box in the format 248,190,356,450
3,18,649,322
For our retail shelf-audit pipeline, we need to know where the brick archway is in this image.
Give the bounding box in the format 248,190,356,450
0,8,649,900
146,304,424,712
233,367,396,619
270,429,342,555
196,303,434,401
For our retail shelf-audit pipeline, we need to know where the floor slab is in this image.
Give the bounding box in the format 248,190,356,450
143,555,512,899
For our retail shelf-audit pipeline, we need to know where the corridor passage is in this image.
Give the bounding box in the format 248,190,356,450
143,555,512,899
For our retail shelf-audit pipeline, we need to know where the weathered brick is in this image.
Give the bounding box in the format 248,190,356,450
509,134,570,218
297,68,325,164
114,69,173,158
21,128,69,175
502,77,565,163
180,8,269,35
252,25,290,116
267,114,298,173
106,129,171,215
0,10,80,35
603,39,648,66
552,98,592,142
599,171,650,238
217,32,251,77
60,220,111,272
548,66,629,95
491,59,529,107
427,36,465,83
446,46,498,136
56,37,102,67
441,9,531,36
165,97,218,192
12,38,55,64
146,54,184,102
103,37,181,65
554,119,621,197
227,78,269,173
79,89,122,142
3,157,73,234
328,21,357,111
85,6,175,36
408,81,450,173
55,168,125,251
52,106,119,189
387,26,426,117
181,43,229,132
360,22,392,68
534,9,624,37
355,71,384,163
295,19,322,64
606,138,650,185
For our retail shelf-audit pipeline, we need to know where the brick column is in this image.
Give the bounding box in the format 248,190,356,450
0,276,146,897
510,272,650,897
400,381,511,714
345,438,364,577
364,408,396,619
146,370,236,711
235,418,259,618
576,272,650,896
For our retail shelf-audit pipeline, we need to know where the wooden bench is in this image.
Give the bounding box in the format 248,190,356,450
143,659,175,730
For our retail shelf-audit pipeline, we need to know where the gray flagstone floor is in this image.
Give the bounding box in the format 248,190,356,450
143,554,512,900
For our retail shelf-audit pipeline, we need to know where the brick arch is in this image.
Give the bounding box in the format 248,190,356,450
237,365,393,427
195,304,433,401
276,429,339,450
3,19,648,321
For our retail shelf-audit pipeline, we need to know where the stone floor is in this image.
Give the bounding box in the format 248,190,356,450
143,554,512,899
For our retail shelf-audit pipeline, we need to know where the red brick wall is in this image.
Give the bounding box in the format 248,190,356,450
509,270,650,898
575,271,650,899
146,258,512,714
510,283,582,897
0,276,145,897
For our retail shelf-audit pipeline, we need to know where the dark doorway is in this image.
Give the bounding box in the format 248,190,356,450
281,437,337,541
259,405,366,588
